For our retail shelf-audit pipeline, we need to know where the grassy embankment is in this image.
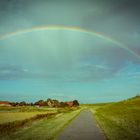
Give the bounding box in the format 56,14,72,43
0,106,81,140
91,96,140,140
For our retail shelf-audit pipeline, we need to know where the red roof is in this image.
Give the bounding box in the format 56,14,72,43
65,101,74,107
0,101,10,105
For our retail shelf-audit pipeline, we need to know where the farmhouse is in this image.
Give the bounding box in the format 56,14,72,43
47,98,61,107
65,101,74,107
0,101,11,106
46,99,79,107
65,100,79,107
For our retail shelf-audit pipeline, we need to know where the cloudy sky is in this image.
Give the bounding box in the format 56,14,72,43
0,0,140,103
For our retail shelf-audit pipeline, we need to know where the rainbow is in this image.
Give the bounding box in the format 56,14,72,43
0,25,139,59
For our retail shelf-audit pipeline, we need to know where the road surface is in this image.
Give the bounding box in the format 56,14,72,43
56,109,106,140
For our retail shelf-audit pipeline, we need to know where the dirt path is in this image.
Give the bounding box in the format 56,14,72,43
55,109,106,140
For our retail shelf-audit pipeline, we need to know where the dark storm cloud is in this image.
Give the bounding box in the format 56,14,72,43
0,0,26,17
0,0,140,81
88,0,140,16
0,0,140,35
80,0,140,38
109,0,140,16
0,0,140,20
0,0,140,102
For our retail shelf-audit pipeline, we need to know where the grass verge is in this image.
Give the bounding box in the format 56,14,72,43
91,96,140,140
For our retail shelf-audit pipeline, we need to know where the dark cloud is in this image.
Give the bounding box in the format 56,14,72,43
0,64,26,79
0,0,140,102
109,0,140,16
0,0,139,81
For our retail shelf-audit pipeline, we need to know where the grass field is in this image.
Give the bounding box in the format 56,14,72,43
91,96,140,140
1,108,81,140
0,112,51,124
0,106,58,137
0,106,58,112
0,106,59,124
1,96,140,140
0,105,81,140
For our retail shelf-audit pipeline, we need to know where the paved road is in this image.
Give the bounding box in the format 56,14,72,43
56,109,106,140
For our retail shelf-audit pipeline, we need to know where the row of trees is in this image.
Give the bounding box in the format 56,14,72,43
10,99,79,107
34,100,48,106
10,101,34,107
10,100,47,107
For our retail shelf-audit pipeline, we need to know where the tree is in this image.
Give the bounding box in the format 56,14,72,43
19,101,26,106
60,102,68,107
73,100,79,106
34,100,48,106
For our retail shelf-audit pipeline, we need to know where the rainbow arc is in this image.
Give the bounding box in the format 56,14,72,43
0,25,139,59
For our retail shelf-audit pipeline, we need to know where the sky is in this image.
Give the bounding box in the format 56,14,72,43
0,0,140,103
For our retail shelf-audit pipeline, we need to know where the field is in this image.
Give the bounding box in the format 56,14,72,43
1,96,140,140
0,106,58,124
91,96,140,140
0,106,81,140
0,106,58,112
0,112,52,124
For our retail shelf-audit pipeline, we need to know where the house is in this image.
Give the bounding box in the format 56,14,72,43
34,98,79,108
47,98,61,107
65,101,74,107
0,101,11,106
65,100,79,107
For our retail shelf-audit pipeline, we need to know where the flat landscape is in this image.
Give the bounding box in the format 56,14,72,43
0,1,140,140
0,106,81,140
0,96,140,140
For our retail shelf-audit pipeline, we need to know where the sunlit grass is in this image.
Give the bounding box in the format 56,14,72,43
91,96,140,140
0,112,51,124
0,106,58,112
1,109,81,140
0,106,60,124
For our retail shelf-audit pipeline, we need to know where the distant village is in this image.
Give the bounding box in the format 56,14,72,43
0,98,79,107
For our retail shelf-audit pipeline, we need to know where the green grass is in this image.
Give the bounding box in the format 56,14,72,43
0,106,58,112
0,106,60,124
1,109,81,140
91,96,140,140
0,112,57,136
0,106,81,140
0,112,54,124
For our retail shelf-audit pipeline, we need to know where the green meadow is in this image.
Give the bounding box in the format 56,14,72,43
0,96,140,140
91,96,140,140
0,106,81,140
0,112,51,124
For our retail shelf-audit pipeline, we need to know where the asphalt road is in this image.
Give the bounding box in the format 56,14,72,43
56,109,106,140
